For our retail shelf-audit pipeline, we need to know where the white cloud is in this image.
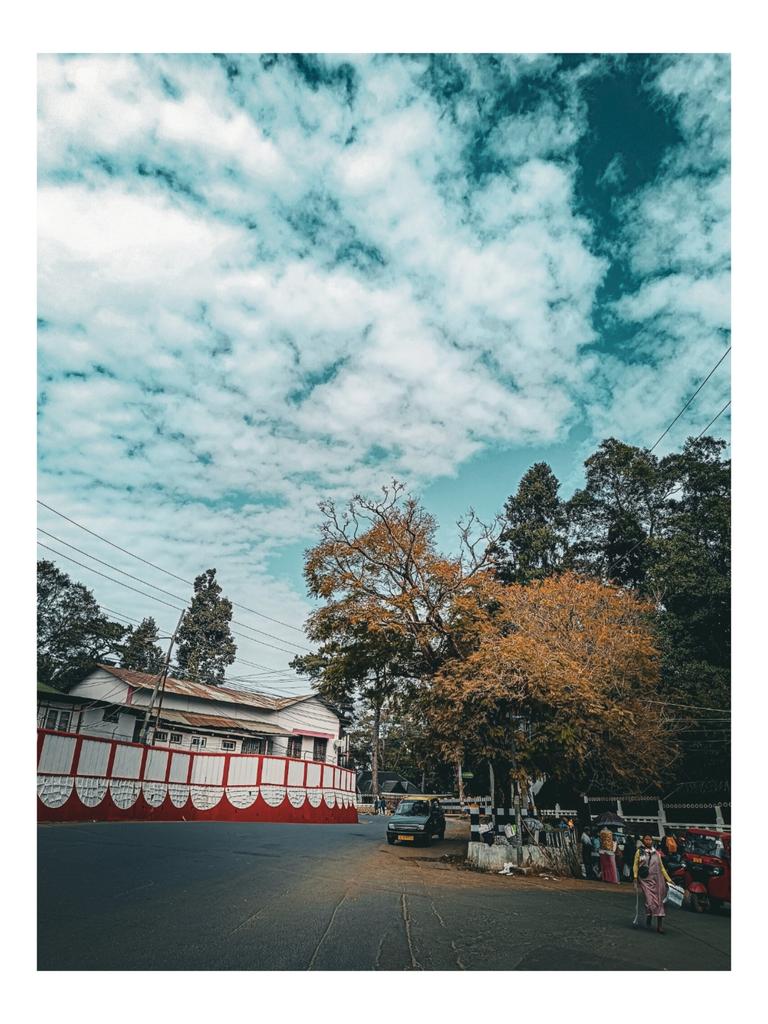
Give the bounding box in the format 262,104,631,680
36,55,729,677
593,54,731,451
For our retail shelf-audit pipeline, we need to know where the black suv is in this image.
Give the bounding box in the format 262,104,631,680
386,799,446,846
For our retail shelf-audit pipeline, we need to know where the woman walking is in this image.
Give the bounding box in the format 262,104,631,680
634,835,673,933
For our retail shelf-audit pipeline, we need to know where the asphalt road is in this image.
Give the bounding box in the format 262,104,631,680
38,815,730,970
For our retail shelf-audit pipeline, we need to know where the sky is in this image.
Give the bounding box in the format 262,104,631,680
37,53,731,691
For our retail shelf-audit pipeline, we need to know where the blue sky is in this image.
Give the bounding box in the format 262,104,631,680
37,53,730,688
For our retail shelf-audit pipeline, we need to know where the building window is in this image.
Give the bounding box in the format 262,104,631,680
169,733,183,744
241,737,272,755
42,707,75,732
221,740,236,751
102,707,120,723
191,736,207,748
287,736,303,758
313,738,328,762
154,731,168,743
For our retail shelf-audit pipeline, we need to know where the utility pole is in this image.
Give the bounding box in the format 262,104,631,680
139,609,185,745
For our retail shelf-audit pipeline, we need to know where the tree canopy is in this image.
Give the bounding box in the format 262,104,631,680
429,572,670,791
493,462,567,584
299,481,679,796
37,559,126,690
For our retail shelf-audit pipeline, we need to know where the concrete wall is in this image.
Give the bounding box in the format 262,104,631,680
466,841,581,877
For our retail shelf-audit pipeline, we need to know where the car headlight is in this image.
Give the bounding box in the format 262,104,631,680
416,824,425,831
711,868,722,875
388,823,395,830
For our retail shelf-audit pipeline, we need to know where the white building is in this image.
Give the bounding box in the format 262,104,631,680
43,664,347,765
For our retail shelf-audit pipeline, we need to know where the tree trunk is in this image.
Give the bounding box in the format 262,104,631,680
371,701,381,799
457,758,465,802
513,776,523,867
488,760,495,811
420,767,426,793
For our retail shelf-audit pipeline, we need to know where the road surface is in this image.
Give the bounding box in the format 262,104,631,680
38,815,730,970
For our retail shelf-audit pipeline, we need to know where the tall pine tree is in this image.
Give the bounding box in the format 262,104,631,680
493,463,567,584
174,569,236,684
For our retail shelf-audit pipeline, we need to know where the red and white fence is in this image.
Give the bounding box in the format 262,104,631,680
37,729,358,825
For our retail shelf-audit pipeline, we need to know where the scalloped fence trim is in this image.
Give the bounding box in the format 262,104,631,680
37,729,357,825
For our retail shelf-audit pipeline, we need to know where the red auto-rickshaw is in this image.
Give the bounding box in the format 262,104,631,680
672,828,731,912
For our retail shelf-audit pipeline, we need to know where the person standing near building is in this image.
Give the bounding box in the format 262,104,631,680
634,834,673,933
599,825,620,884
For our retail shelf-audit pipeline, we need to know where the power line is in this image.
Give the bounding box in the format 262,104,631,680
37,541,305,657
57,598,331,707
37,527,311,654
36,499,308,635
696,399,731,440
603,409,731,581
101,607,297,679
642,699,729,714
648,347,731,453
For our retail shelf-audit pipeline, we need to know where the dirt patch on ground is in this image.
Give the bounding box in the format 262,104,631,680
361,814,632,896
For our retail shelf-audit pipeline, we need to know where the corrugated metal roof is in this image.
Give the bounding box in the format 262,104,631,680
97,664,310,711
156,709,288,736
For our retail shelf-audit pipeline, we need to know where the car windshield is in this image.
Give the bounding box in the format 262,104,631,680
685,834,720,856
395,801,429,816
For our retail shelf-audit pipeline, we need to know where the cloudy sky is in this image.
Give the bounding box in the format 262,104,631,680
37,53,730,691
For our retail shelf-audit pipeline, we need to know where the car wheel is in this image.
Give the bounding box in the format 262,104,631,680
438,828,445,841
422,832,432,847
386,834,395,845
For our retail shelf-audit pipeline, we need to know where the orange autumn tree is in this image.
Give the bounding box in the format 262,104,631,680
304,482,500,673
429,572,675,792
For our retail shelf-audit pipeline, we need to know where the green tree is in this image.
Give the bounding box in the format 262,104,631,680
37,559,127,690
174,569,236,684
493,462,567,584
378,693,445,792
564,435,730,783
649,437,731,778
120,616,165,674
565,439,670,588
291,621,414,798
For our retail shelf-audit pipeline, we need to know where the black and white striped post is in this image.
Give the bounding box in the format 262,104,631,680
470,803,495,842
470,805,481,842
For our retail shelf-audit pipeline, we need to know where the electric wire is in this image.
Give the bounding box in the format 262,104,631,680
37,527,310,653
37,498,307,634
648,347,731,453
37,540,306,657
56,597,341,723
